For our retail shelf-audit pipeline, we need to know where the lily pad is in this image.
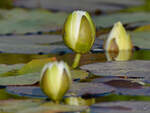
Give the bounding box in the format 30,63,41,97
115,87,150,96
0,72,40,85
0,99,88,113
130,32,150,49
80,60,150,81
93,12,150,28
0,57,56,77
0,34,70,54
91,101,150,113
0,64,23,74
13,0,143,13
0,8,67,34
6,82,114,98
0,64,89,85
18,57,56,74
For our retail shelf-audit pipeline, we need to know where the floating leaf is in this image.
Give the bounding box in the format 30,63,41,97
115,87,150,96
0,99,86,113
0,89,23,100
6,82,114,97
130,31,150,48
104,79,143,89
71,69,89,80
0,72,40,85
93,12,150,28
80,60,150,81
0,57,56,77
0,8,68,34
91,101,150,113
0,34,71,54
13,0,143,13
18,57,56,74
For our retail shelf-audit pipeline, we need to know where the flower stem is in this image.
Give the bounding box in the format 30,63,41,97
72,53,81,69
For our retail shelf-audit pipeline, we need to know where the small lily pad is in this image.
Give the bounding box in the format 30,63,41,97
18,57,56,74
68,82,115,96
91,101,150,113
115,87,150,96
0,99,88,113
71,69,89,80
130,31,150,49
0,72,40,85
6,82,114,98
0,34,70,54
13,0,143,13
93,12,150,28
0,8,68,34
80,60,150,81
104,79,143,89
0,57,56,77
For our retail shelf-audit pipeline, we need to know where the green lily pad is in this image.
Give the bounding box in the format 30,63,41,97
18,57,56,75
0,8,67,34
130,31,150,48
6,82,114,97
91,101,150,113
0,64,23,74
0,72,40,85
13,0,143,13
97,31,150,49
0,62,89,85
71,69,89,80
0,57,56,77
0,99,88,113
80,60,150,81
0,34,71,54
93,12,150,28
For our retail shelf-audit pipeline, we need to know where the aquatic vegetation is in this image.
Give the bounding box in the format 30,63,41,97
63,10,95,68
40,61,72,103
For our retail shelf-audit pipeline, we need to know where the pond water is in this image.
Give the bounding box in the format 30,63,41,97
0,49,150,113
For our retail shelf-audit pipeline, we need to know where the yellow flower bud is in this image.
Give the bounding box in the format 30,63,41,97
63,10,96,54
40,61,72,102
104,21,133,52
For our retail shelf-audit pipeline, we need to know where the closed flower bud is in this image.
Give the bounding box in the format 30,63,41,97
104,21,133,52
63,10,96,54
40,61,72,102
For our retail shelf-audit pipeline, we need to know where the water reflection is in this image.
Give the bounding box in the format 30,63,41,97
64,96,95,106
0,49,149,65
105,50,133,61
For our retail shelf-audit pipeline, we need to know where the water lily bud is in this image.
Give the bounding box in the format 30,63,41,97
104,21,133,52
40,61,72,102
63,10,96,53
